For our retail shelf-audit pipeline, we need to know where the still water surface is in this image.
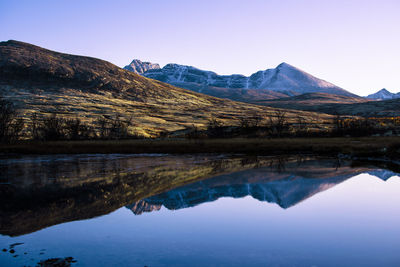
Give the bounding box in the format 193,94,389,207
0,154,399,266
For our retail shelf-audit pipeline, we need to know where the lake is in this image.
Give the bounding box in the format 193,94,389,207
0,154,399,266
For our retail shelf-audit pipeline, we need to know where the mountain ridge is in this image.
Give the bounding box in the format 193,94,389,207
124,59,358,99
366,88,400,100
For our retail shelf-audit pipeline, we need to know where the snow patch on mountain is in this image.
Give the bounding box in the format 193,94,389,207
126,59,356,97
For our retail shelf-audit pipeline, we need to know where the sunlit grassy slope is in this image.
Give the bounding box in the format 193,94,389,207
0,40,333,137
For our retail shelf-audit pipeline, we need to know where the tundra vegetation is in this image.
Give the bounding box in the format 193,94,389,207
1,95,400,143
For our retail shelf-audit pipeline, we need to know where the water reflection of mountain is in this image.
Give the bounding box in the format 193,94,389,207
128,174,350,213
367,170,399,181
127,165,398,215
0,155,397,236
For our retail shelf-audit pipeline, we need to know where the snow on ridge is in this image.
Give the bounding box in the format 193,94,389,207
366,88,400,100
127,59,353,96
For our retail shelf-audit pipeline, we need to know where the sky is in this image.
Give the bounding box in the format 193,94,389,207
1,0,400,96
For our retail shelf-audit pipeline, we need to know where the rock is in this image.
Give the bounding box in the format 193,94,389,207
36,257,76,267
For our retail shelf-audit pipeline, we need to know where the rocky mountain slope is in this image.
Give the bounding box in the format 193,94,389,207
0,40,332,137
124,60,358,102
366,88,400,100
124,59,160,74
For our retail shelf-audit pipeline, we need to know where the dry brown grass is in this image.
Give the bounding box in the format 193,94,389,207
1,86,334,138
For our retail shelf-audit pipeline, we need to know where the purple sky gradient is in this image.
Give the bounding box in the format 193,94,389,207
1,0,399,95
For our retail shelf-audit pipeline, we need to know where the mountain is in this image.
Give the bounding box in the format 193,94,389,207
366,88,400,100
124,59,160,74
124,60,357,101
0,40,331,137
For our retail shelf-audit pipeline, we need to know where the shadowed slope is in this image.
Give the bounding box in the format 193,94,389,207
257,92,400,117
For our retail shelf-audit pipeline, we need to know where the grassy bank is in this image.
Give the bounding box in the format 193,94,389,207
1,137,400,158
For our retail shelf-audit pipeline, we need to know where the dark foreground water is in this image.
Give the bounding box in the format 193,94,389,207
0,154,399,266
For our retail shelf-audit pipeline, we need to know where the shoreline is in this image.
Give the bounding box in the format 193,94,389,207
1,137,400,159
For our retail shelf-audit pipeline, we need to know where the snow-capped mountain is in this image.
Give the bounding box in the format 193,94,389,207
124,59,160,74
124,60,356,97
366,88,400,100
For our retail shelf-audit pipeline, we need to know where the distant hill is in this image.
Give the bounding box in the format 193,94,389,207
258,92,369,105
366,88,400,100
124,60,358,102
257,92,400,117
0,40,331,137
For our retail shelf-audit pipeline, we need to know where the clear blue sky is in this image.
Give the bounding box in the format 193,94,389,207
1,0,399,95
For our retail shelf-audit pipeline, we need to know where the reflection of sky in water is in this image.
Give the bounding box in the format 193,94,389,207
1,174,400,266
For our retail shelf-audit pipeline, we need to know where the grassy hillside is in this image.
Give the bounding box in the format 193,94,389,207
0,40,333,137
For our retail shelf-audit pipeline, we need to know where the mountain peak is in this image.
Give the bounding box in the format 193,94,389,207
378,88,390,93
366,88,399,100
277,62,295,69
123,59,160,74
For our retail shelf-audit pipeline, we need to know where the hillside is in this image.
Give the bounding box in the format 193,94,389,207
257,92,400,117
0,40,332,137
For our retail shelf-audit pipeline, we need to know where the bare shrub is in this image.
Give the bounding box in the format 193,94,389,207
41,114,67,140
31,113,96,141
186,124,202,139
239,113,262,129
206,117,225,138
0,96,24,142
269,110,289,137
96,114,133,139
